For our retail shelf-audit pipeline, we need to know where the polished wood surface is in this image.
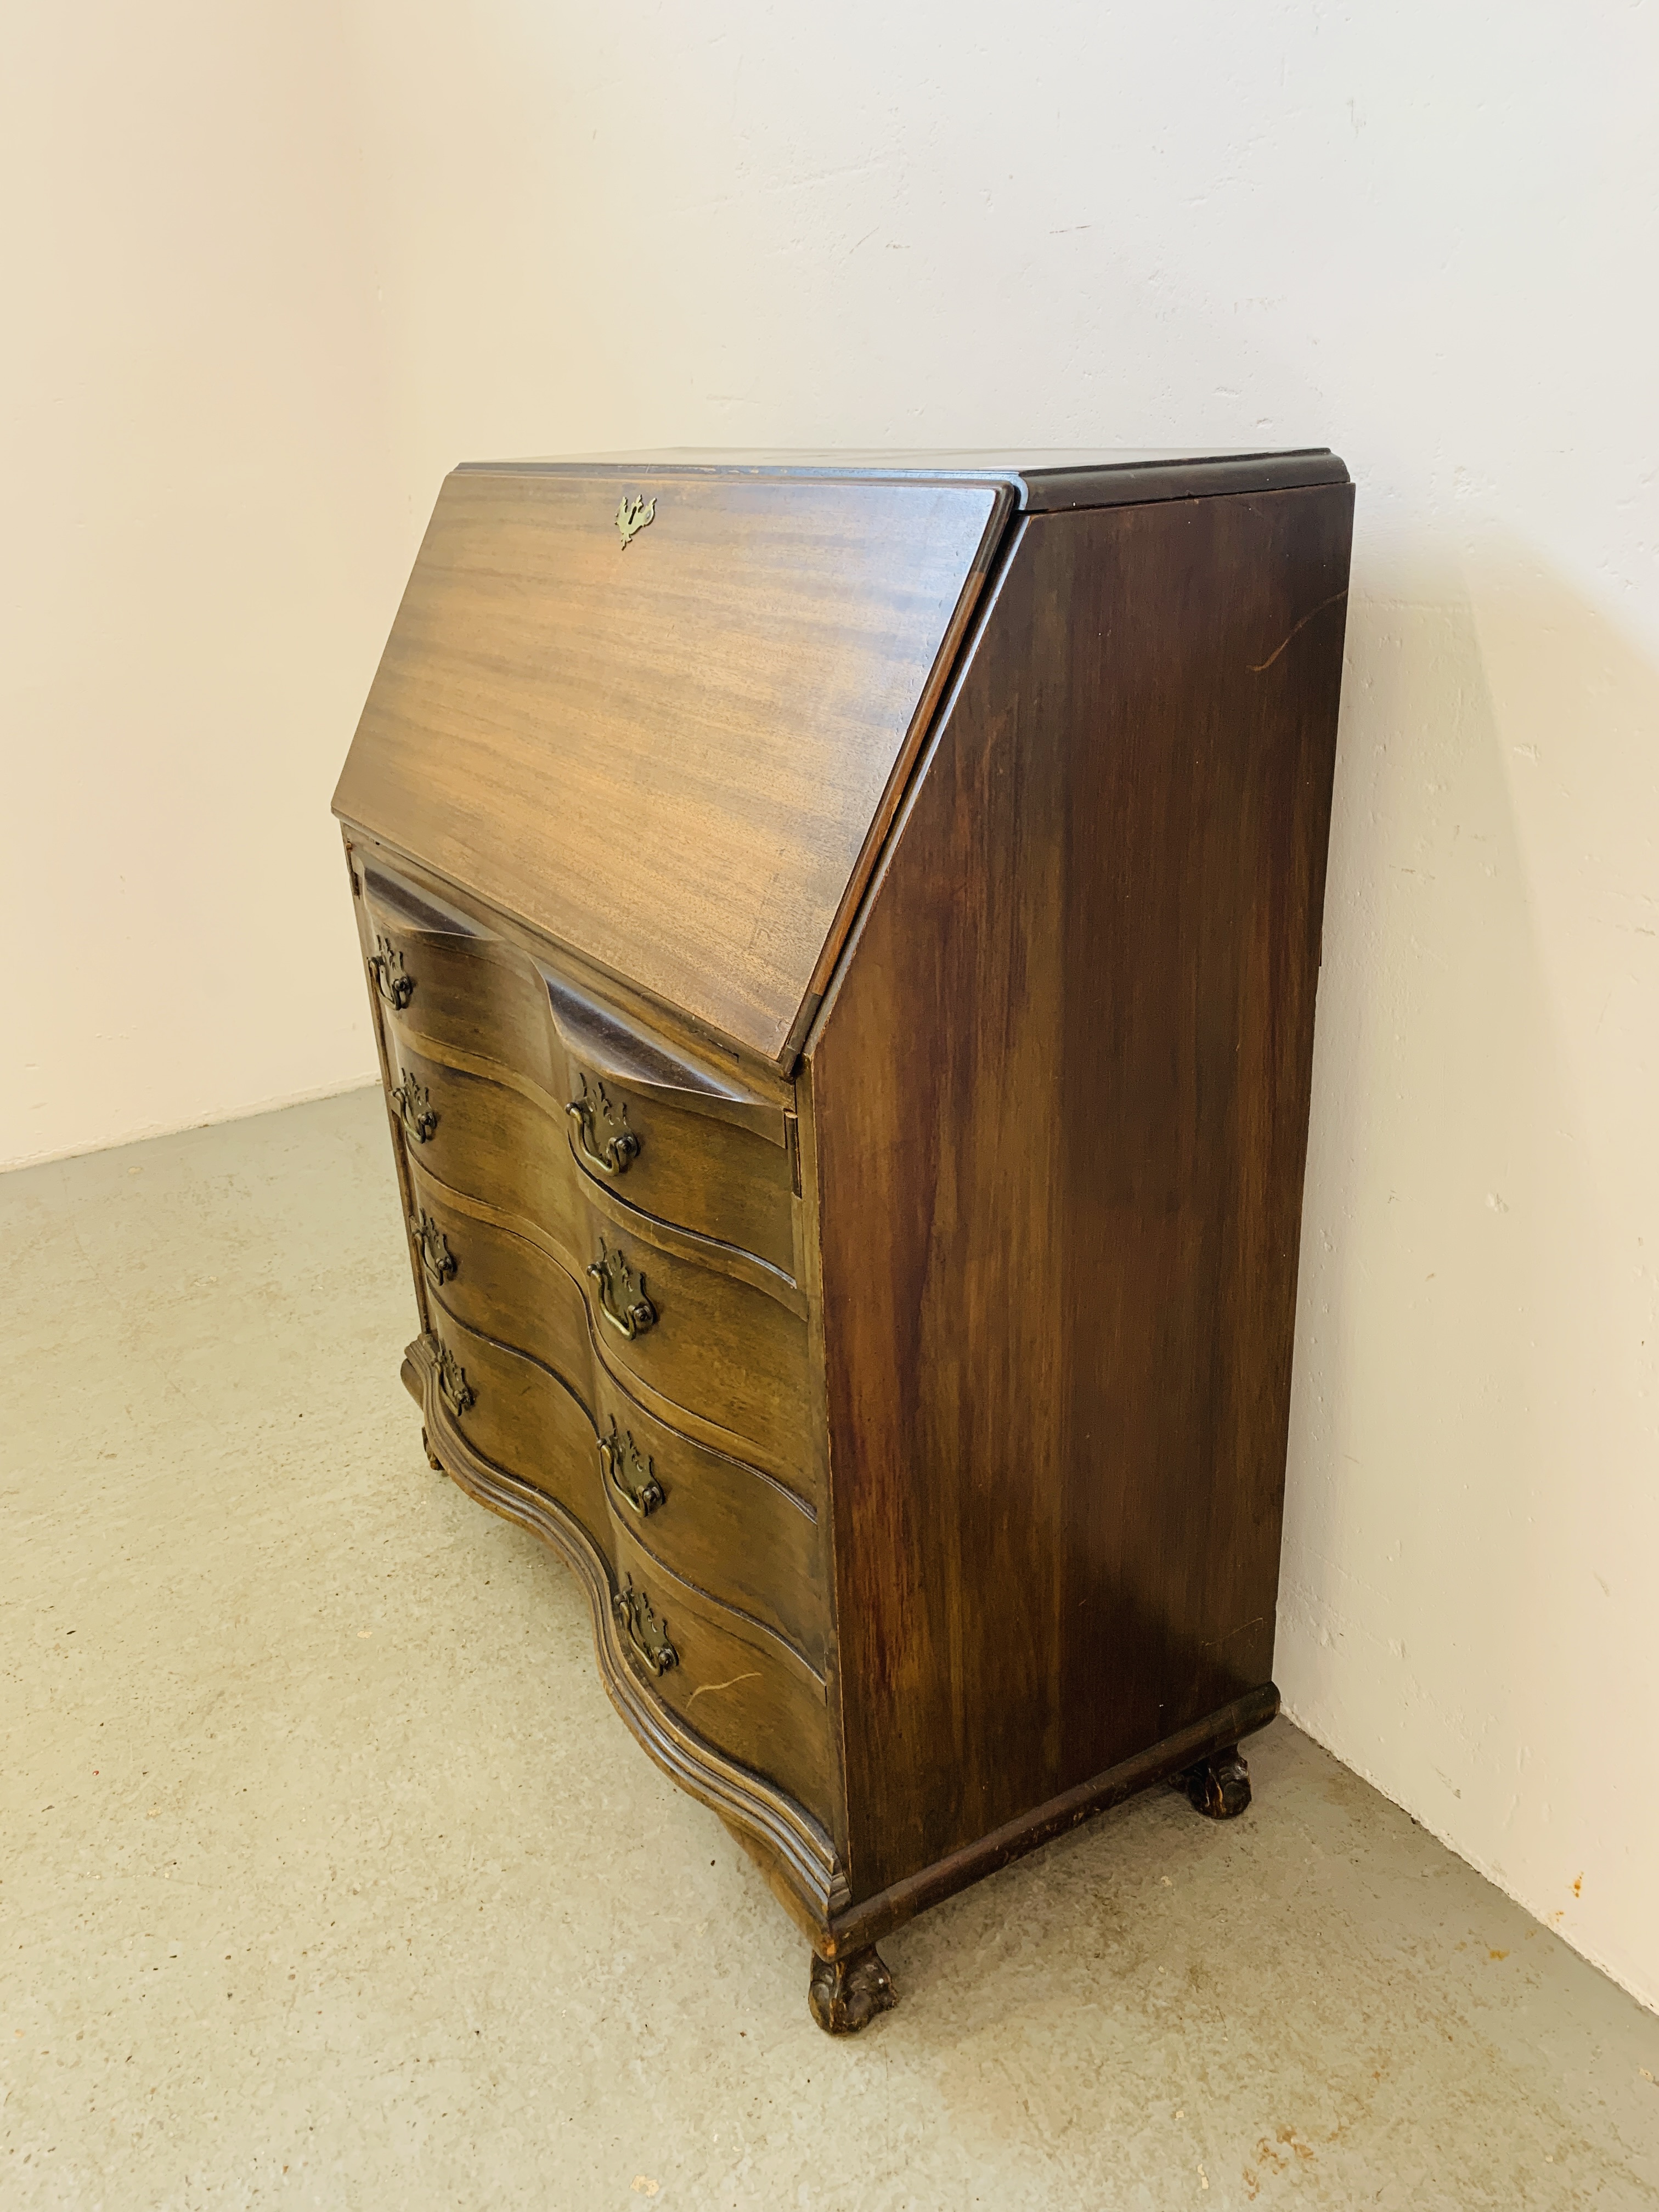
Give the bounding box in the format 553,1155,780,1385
814,1686,1279,1960
407,1334,846,1922
504,448,1349,513
335,467,1009,1064
357,845,801,1121
426,1309,608,1550
410,1172,827,1658
424,1305,833,1824
589,1366,827,1666
411,1173,591,1386
370,876,799,1271
809,485,1353,1899
339,449,1353,2030
610,1511,836,1826
363,865,558,1090
387,1037,812,1481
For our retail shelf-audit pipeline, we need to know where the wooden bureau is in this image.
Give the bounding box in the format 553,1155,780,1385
332,448,1353,2032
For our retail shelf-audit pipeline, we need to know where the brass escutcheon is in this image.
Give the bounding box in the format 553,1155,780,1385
392,1070,438,1144
598,1414,665,1516
436,1341,474,1417
410,1211,456,1287
368,934,415,1011
567,1073,640,1177
614,1575,676,1674
588,1239,656,1340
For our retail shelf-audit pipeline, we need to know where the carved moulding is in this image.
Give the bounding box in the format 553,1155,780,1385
402,1330,849,1934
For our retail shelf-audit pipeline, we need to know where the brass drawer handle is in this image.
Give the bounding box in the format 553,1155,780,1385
436,1341,474,1417
566,1074,640,1177
392,1070,438,1144
599,1415,665,1516
368,935,415,1011
411,1211,456,1287
588,1239,656,1340
614,1575,676,1673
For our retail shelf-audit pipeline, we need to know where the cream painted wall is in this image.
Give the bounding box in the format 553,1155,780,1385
1,4,403,1171
8,4,1657,2008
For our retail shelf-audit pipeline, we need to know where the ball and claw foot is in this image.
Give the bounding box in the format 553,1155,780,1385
421,1425,444,1473
808,1946,896,2035
1178,1743,1252,1819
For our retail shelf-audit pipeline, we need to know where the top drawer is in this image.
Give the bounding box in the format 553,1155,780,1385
362,864,555,1087
360,859,799,1277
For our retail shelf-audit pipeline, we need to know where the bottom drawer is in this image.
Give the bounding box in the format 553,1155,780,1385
424,1311,837,1835
610,1517,835,1831
427,1309,610,1559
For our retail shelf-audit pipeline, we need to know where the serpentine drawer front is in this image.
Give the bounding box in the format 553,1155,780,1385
368,862,799,1274
397,1059,811,1486
336,448,1354,2033
408,1170,828,1659
363,866,558,1092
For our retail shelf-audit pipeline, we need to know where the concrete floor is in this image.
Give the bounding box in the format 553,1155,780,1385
4,1090,1657,2210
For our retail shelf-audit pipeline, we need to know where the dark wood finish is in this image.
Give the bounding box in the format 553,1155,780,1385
813,1684,1279,1959
338,450,1352,2027
1178,1743,1254,1819
405,1334,845,1920
335,469,1009,1064
563,1055,795,1273
426,1307,610,1554
408,1169,828,1659
509,447,1348,514
359,846,800,1130
363,864,556,1089
809,486,1353,1898
567,1186,810,1486
808,1947,896,2036
367,857,799,1269
610,1510,836,1829
389,1045,812,1483
409,1172,592,1386
590,1370,827,1667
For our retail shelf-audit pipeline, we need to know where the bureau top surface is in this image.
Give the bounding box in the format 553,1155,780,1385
335,465,1012,1066
473,446,1348,512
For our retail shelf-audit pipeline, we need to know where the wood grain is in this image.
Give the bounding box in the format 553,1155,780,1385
335,469,1009,1064
357,836,799,1118
405,1334,847,1928
370,874,800,1271
492,449,1348,514
591,1365,828,1668
426,1308,608,1554
817,1684,1280,1958
809,484,1355,1899
390,1034,811,1471
611,1510,836,1828
424,1306,833,1822
363,867,559,1093
349,453,1356,2013
411,1171,828,1659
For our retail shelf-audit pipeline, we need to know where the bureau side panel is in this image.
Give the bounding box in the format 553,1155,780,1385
810,486,1355,1899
